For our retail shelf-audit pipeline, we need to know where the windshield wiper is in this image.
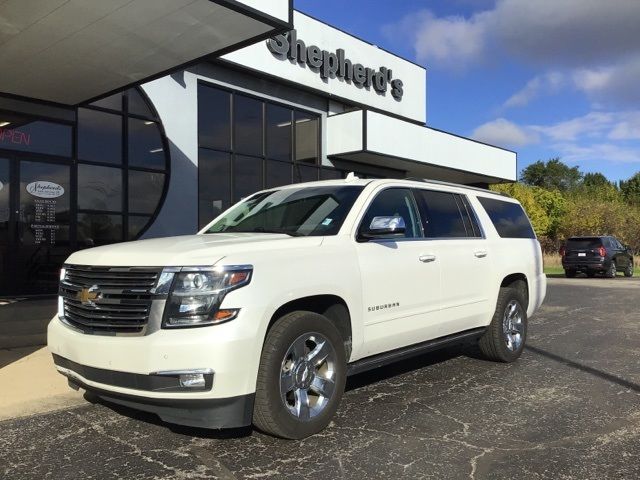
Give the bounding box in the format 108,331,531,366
226,227,303,237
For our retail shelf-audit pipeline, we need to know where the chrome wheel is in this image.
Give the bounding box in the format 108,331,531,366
280,333,337,420
502,300,525,352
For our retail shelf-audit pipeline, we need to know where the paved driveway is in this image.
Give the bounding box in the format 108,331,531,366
2,277,640,479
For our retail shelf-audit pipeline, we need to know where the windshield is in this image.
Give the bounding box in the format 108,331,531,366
203,185,364,237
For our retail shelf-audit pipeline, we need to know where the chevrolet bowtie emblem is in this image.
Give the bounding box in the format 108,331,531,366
77,285,101,306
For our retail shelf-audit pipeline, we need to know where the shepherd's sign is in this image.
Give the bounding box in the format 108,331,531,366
267,30,404,100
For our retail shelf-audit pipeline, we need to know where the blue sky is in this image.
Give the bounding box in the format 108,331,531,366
294,0,640,183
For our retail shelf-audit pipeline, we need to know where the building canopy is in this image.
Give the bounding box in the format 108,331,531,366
0,0,291,105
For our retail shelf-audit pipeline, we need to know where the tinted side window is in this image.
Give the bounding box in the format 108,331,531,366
359,188,421,239
477,197,536,239
415,190,468,238
459,195,482,237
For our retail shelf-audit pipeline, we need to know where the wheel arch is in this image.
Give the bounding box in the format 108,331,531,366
500,273,529,310
267,295,353,360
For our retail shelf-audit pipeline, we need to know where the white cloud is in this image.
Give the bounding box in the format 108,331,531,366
492,0,640,66
471,118,538,148
554,143,640,164
572,58,640,108
530,112,614,142
504,72,565,108
385,0,640,70
471,112,640,164
383,11,487,68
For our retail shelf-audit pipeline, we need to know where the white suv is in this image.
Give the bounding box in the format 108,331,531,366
48,177,546,439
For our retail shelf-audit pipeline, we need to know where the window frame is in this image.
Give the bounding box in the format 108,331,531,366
76,88,171,246
476,195,536,240
412,188,485,240
354,187,424,242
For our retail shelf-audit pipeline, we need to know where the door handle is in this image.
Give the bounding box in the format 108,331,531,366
419,254,436,263
474,250,488,258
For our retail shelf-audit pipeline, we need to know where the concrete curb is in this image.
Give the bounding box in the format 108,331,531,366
0,346,85,422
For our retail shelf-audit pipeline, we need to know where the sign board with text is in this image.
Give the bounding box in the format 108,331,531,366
223,11,427,124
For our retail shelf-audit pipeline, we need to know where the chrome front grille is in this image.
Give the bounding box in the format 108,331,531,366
60,265,162,334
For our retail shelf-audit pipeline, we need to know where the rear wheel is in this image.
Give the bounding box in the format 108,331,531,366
564,269,576,278
587,271,596,278
624,262,634,278
606,262,617,278
479,284,527,362
253,311,347,439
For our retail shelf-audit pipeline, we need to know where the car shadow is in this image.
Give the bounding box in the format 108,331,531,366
82,391,255,439
525,345,640,393
84,343,479,439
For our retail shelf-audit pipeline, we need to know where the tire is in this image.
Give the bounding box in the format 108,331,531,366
587,271,596,278
253,311,347,439
479,284,527,363
564,269,576,278
606,261,617,278
624,262,634,278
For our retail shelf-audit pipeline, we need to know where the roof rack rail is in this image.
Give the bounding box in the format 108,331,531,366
403,177,511,198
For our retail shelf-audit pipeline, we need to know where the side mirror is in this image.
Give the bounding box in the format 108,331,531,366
358,215,406,242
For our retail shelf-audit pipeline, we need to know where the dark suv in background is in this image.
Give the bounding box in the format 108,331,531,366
561,236,634,278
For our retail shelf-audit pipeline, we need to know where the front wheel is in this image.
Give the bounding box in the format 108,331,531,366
624,263,634,278
479,284,528,362
253,311,347,439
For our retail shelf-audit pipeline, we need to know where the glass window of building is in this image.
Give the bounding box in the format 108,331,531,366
77,108,122,164
197,82,329,229
128,170,165,215
234,94,263,156
0,113,72,157
198,87,231,151
77,213,123,247
77,88,169,245
295,111,319,164
198,149,231,228
128,118,165,169
266,104,292,162
78,164,122,211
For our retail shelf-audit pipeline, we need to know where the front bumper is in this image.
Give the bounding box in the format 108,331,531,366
60,363,254,428
48,311,263,398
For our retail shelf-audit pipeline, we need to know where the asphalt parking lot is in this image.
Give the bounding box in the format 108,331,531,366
2,277,640,480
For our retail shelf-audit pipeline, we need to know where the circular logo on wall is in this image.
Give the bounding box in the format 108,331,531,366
26,181,65,198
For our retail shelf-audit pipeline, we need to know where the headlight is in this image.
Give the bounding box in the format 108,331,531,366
162,265,252,328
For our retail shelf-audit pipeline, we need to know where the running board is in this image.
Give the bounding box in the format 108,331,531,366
347,327,486,376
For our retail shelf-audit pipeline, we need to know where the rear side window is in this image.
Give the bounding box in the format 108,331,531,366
477,197,536,239
414,189,477,238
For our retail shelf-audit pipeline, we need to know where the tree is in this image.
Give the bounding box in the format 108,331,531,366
620,172,640,206
531,187,566,238
582,172,611,188
520,158,582,191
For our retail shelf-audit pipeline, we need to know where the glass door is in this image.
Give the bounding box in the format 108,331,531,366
15,160,71,294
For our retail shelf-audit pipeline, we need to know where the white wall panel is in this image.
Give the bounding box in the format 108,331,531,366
365,112,516,181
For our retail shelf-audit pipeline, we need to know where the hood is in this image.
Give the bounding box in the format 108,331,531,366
66,233,324,267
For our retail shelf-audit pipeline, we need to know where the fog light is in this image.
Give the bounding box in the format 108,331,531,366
179,373,206,388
